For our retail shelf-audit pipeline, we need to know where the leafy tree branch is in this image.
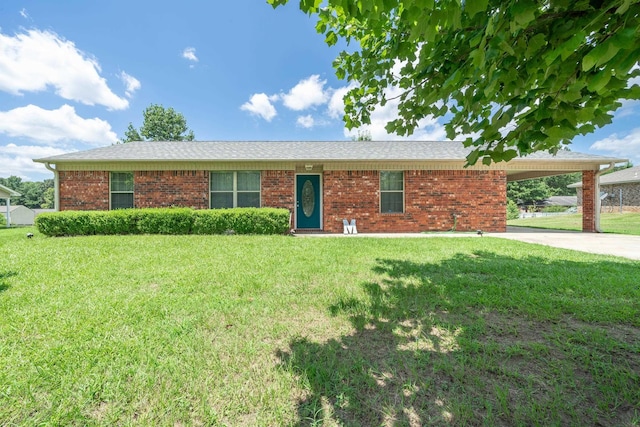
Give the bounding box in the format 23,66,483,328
270,0,640,164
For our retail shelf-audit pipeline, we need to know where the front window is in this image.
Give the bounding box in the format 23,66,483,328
380,171,404,213
110,172,134,209
210,171,260,208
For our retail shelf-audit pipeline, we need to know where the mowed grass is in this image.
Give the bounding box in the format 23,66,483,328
1,227,639,426
508,212,640,235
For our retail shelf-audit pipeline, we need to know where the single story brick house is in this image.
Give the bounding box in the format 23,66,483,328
568,165,640,213
34,141,625,233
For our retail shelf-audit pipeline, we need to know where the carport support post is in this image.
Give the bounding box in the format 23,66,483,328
582,170,597,232
5,198,10,228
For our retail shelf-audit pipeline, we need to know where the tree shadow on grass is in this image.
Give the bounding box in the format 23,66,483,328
0,271,17,292
277,251,640,426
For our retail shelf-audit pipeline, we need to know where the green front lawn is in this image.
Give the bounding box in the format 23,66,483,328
1,228,638,425
508,212,640,235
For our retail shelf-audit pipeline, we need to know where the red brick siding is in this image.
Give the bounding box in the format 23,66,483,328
57,168,507,232
261,170,295,210
59,171,110,210
134,171,208,208
582,170,596,232
322,170,507,233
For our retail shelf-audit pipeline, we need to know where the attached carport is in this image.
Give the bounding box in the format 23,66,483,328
0,183,21,228
504,152,627,232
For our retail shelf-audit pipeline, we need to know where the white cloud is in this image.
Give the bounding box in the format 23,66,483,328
335,85,450,141
0,29,129,110
0,143,67,180
327,85,352,120
19,8,29,19
182,47,198,62
119,71,140,98
282,75,328,111
240,93,278,121
0,104,118,145
590,128,640,165
296,115,315,128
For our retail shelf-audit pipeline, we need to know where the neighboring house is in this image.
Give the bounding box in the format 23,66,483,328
6,205,36,226
34,141,625,233
569,165,640,213
0,183,21,228
543,196,578,207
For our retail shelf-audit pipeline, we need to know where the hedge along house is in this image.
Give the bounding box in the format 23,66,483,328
34,140,626,233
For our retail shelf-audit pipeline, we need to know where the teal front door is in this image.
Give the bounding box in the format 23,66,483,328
296,175,321,229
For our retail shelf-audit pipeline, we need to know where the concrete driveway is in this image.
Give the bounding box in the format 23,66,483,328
491,227,640,260
297,227,640,260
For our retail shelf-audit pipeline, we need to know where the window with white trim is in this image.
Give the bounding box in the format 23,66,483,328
380,171,404,213
110,172,134,209
210,171,260,208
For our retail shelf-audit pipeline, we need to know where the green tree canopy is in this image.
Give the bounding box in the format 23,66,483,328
507,179,552,205
121,104,195,143
270,0,640,165
0,177,53,208
544,173,581,196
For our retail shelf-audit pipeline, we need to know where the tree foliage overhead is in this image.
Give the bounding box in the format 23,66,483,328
269,0,640,165
121,104,195,143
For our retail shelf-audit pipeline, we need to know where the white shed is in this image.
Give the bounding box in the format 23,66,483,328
0,183,21,228
8,205,36,226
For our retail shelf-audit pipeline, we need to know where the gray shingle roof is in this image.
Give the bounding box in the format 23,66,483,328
33,140,625,163
544,196,578,206
568,165,640,187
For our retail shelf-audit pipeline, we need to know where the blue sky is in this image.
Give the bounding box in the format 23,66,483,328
1,0,639,182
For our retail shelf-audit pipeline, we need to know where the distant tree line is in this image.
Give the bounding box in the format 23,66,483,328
0,176,54,209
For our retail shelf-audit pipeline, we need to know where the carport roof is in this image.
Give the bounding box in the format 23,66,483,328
0,183,21,198
568,165,640,188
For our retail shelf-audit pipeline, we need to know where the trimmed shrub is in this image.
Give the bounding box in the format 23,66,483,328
136,208,194,235
0,214,6,227
192,208,290,235
35,207,290,237
506,199,521,220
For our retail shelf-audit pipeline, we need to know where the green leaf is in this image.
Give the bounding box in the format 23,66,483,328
466,149,480,165
525,34,546,58
616,0,632,14
511,0,536,28
325,31,338,46
267,0,288,8
501,149,518,162
559,32,585,61
300,0,322,13
582,39,620,72
544,125,575,140
469,47,485,69
587,70,612,93
465,0,488,18
611,27,637,49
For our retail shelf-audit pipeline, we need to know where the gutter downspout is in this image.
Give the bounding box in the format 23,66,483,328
594,162,615,233
44,162,59,211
